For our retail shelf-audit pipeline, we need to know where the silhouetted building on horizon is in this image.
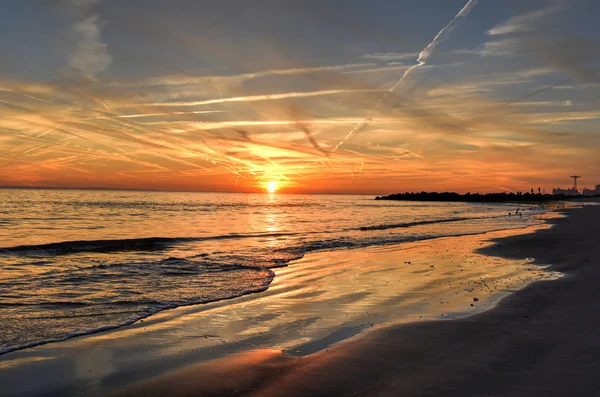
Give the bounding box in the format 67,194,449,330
582,184,600,196
552,176,600,196
553,187,579,196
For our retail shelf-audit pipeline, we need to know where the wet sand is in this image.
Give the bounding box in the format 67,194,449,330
120,205,597,397
115,206,600,397
1,207,593,396
247,205,600,397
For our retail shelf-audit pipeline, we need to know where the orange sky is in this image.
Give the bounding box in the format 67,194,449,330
1,1,599,194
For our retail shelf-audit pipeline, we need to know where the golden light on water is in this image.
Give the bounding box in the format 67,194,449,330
266,181,278,193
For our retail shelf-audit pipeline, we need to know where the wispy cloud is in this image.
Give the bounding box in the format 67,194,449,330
118,63,376,88
362,52,419,62
455,2,598,84
67,0,111,79
333,0,479,152
131,89,382,108
1,1,598,192
487,4,562,36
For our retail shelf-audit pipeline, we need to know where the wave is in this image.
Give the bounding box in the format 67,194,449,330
0,232,302,255
1,215,512,256
0,222,542,356
358,215,505,231
5,200,322,210
0,276,274,356
0,225,530,356
0,301,93,308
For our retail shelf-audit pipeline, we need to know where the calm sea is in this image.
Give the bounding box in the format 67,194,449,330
0,189,544,354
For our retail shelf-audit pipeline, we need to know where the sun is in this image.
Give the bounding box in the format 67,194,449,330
266,181,278,193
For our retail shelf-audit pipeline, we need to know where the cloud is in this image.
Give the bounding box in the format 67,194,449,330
119,63,376,88
454,2,598,84
332,0,479,152
470,34,600,83
362,52,419,62
417,0,478,63
425,68,557,97
131,89,382,108
475,38,517,57
68,3,111,79
487,4,562,36
67,0,98,8
1,1,599,193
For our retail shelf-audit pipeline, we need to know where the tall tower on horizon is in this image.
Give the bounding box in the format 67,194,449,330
570,175,581,191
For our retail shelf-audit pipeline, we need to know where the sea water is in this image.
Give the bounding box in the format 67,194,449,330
0,189,544,353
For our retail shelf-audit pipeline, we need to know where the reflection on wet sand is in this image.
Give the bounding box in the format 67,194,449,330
155,223,562,357
0,223,562,396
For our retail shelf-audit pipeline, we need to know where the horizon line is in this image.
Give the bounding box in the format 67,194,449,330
0,186,381,196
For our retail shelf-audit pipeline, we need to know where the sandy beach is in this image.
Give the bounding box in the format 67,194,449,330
113,205,599,397
241,205,600,397
2,206,596,396
3,0,600,395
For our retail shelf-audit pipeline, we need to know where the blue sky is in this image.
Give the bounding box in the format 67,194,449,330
1,0,599,193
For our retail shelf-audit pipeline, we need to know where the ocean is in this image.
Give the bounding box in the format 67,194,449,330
0,189,545,354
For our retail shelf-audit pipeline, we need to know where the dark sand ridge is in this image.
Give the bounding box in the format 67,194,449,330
114,206,600,397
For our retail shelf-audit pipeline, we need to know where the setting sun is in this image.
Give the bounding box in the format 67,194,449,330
266,181,278,193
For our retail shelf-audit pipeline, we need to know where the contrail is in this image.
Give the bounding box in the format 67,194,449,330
467,78,571,123
132,89,382,108
116,110,225,119
124,62,376,87
79,110,225,121
332,0,478,152
495,79,570,109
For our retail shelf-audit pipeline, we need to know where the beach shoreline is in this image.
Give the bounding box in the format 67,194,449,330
1,205,589,396
167,205,599,397
113,206,600,396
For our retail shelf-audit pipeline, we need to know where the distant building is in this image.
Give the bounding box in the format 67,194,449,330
552,177,600,196
582,188,596,196
580,184,600,196
552,187,579,196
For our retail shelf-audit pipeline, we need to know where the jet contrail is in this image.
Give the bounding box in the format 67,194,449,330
332,0,478,152
133,89,382,108
495,79,570,109
116,110,225,119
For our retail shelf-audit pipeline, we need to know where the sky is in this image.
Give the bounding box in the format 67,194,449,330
1,0,599,194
